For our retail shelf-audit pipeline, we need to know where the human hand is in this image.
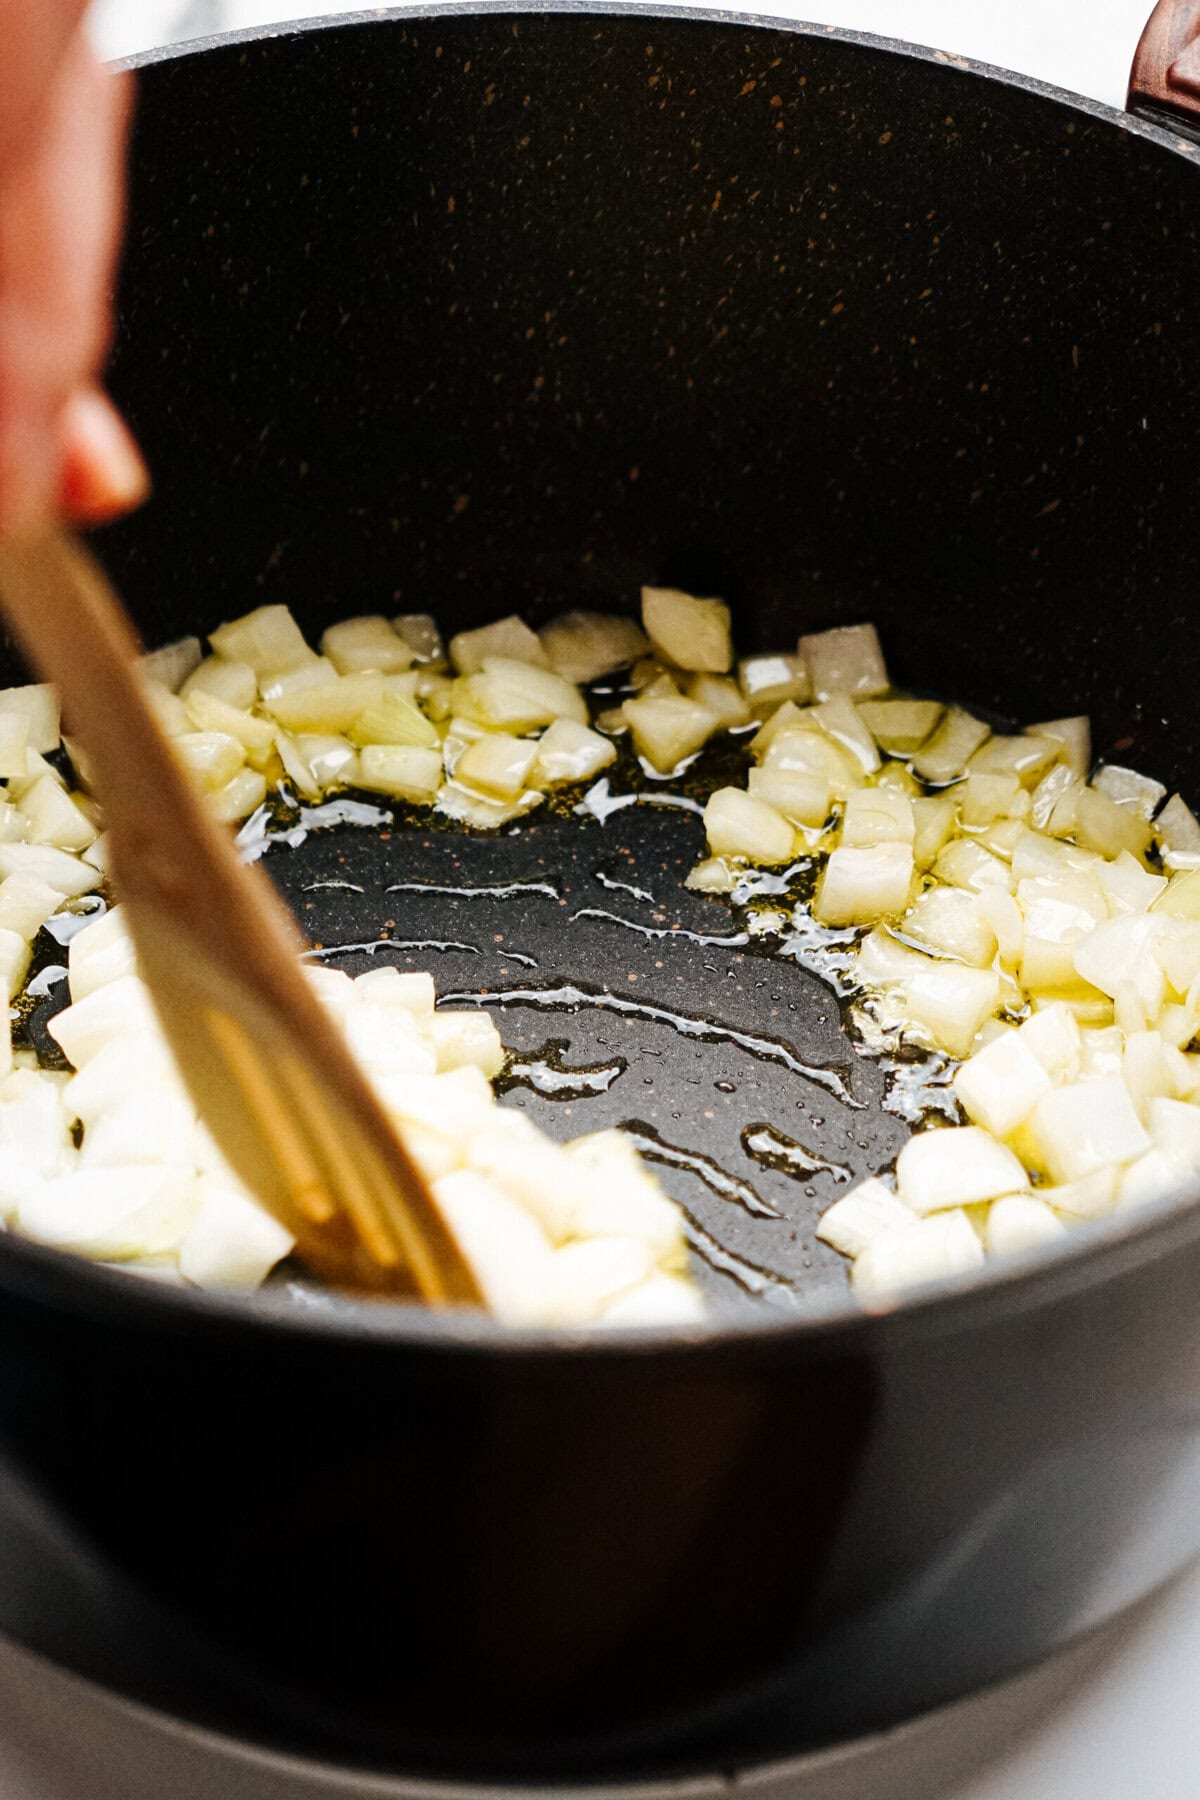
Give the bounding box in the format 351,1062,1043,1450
0,1,147,539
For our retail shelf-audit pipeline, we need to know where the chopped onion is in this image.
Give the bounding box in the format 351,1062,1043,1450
704,788,795,865
895,1125,1028,1214
641,587,733,673
852,1209,983,1296
815,1177,919,1258
539,612,649,684
798,624,888,700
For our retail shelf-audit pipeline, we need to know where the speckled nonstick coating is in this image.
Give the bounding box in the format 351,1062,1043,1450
0,7,1196,1783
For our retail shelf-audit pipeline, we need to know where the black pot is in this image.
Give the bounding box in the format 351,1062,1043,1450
2,3,1200,1783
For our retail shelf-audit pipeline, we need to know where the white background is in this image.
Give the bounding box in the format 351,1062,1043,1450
5,1,1195,1795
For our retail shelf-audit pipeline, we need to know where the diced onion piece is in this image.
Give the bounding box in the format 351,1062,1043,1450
814,844,913,925
685,857,737,894
342,688,438,751
1029,763,1081,833
538,612,649,683
912,793,958,870
455,658,588,732
959,772,1021,826
902,887,995,967
1147,1094,1200,1165
18,776,95,852
1123,1032,1178,1121
704,788,794,865
738,653,811,711
533,718,617,785
856,699,942,753
393,613,445,665
975,886,1023,964
0,683,60,755
17,1164,199,1260
816,1177,919,1258
178,1178,294,1289
1017,874,1107,991
1010,829,1100,884
1156,794,1200,869
50,974,160,1069
435,782,543,828
353,968,436,1016
798,623,888,700
746,768,831,827
685,673,752,729
841,788,914,847
968,735,1059,786
565,1130,684,1245
172,731,247,794
1072,915,1165,1016
1092,763,1166,819
813,694,880,775
318,616,413,676
933,839,1012,893
68,906,135,1002
181,655,258,710
1153,869,1200,920
542,1238,657,1325
911,707,990,784
265,671,385,735
182,689,275,754
258,657,337,704
749,700,808,756
426,1011,506,1077
433,1169,556,1323
896,1125,1028,1214
210,604,312,676
290,733,357,790
954,1033,1051,1137
0,873,64,943
273,730,320,800
601,1274,707,1326
1029,715,1091,780
1099,851,1167,917
875,762,921,798
455,734,538,801
852,1209,983,1296
985,1195,1067,1257
761,727,863,801
80,1080,195,1169
1074,786,1153,860
140,636,202,694
1040,1165,1119,1219
623,693,718,771
209,767,269,823
641,586,733,673
0,714,29,779
1018,1002,1081,1080
0,842,100,899
1026,1077,1151,1183
354,744,443,803
1115,1149,1193,1212
449,615,548,675
899,959,1002,1059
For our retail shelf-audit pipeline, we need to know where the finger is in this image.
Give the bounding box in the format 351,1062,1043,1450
58,385,149,527
0,46,132,536
0,1,90,174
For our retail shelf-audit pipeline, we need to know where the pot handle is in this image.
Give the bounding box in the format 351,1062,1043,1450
1129,0,1200,135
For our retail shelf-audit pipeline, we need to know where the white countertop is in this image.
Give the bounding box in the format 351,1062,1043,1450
7,2,1189,1794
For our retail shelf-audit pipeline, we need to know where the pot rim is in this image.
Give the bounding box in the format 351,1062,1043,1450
54,0,1200,1358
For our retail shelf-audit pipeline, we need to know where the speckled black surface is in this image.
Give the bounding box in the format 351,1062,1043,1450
4,8,1200,1783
